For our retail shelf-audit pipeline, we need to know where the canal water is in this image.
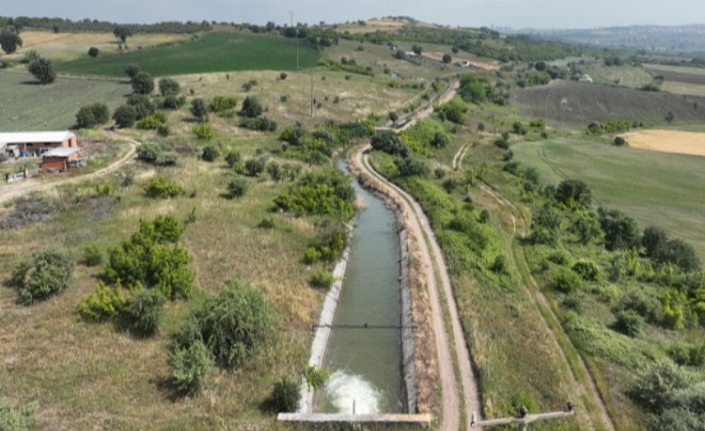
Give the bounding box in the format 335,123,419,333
315,166,403,414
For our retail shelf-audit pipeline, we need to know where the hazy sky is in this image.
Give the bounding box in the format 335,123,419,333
2,0,704,29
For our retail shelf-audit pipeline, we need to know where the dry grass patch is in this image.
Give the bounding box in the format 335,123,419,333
620,129,705,157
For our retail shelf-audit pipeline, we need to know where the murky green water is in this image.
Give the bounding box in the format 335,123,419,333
315,167,403,414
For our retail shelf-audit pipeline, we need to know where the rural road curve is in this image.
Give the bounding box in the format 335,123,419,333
0,134,137,205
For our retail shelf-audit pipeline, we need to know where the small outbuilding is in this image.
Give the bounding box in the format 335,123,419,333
0,131,78,158
41,147,86,172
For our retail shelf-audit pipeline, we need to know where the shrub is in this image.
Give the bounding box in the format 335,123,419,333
113,105,138,128
131,72,154,95
613,136,628,146
612,309,644,337
490,255,507,273
227,178,248,199
201,146,219,162
572,260,599,281
599,208,641,251
394,156,429,177
135,111,167,130
88,46,99,57
630,360,691,413
309,269,336,289
143,176,184,199
162,95,186,110
78,281,128,321
136,142,177,166
190,98,208,122
244,158,266,177
158,77,180,96
240,96,263,118
209,95,238,113
258,217,275,229
371,130,409,157
9,250,72,305
269,376,300,413
225,151,241,167
118,288,166,337
279,72,288,80
550,267,582,293
176,280,276,369
76,103,110,128
555,179,592,209
169,340,213,395
81,244,103,266
192,123,214,140
273,170,355,221
239,116,278,132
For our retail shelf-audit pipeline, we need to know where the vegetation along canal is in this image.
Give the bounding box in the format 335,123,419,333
315,164,403,414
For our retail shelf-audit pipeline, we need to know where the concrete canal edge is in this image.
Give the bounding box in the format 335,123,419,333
278,160,422,425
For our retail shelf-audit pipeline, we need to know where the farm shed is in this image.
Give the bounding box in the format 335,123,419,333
41,147,86,172
0,131,78,158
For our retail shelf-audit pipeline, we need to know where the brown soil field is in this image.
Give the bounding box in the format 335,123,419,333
621,129,705,157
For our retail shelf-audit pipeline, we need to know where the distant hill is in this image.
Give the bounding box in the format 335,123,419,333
510,25,705,54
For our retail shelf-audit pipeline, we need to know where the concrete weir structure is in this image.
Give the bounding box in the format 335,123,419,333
278,168,429,428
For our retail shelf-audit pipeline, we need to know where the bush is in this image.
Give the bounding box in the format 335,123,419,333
273,170,355,221
112,105,138,128
243,158,266,177
131,72,154,95
176,280,276,369
88,46,99,57
630,360,691,413
239,116,278,132
572,260,599,281
143,176,184,199
136,142,177,166
118,288,166,337
76,103,110,128
371,130,409,157
209,95,238,113
158,77,180,96
201,146,219,162
394,156,429,177
9,250,72,305
81,244,103,266
269,377,300,413
77,281,128,321
162,95,186,110
613,136,628,146
240,96,264,118
169,340,213,395
227,178,248,199
225,151,241,167
0,396,38,431
309,269,336,289
279,72,288,80
190,98,208,122
192,123,214,140
612,309,644,337
550,267,582,293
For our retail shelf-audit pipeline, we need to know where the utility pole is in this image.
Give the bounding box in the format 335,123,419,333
310,68,314,117
471,402,575,430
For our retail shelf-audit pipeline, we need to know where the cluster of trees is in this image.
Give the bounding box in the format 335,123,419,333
0,16,211,35
273,169,355,221
457,74,509,106
585,119,632,135
371,130,429,178
278,121,372,165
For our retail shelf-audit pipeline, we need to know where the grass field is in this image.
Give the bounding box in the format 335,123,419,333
643,63,705,97
55,32,320,77
512,137,705,258
2,31,190,63
511,80,705,128
0,71,128,131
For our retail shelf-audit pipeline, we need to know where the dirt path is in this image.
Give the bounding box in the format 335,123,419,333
478,183,615,431
0,134,138,205
452,144,469,171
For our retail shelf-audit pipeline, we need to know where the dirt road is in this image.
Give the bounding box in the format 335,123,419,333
0,135,137,205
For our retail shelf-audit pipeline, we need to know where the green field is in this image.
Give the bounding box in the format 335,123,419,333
511,80,705,128
0,71,127,131
56,32,320,77
513,137,705,258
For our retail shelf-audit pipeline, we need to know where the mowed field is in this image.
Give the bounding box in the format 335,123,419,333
2,31,190,62
56,32,320,77
513,137,705,258
0,71,128,131
621,129,705,157
511,80,705,128
644,63,705,97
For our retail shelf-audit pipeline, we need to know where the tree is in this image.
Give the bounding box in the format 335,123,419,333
665,111,675,124
28,58,56,84
442,53,452,64
88,46,99,57
190,98,208,122
76,103,110,128
9,250,72,305
240,96,263,118
412,44,423,55
599,208,641,251
451,46,459,54
124,63,141,80
113,26,132,43
555,179,592,209
0,31,22,54
642,226,668,258
534,61,547,71
131,72,154,95
113,105,138,128
158,77,180,96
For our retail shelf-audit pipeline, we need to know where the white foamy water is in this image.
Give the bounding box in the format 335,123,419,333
324,370,383,414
